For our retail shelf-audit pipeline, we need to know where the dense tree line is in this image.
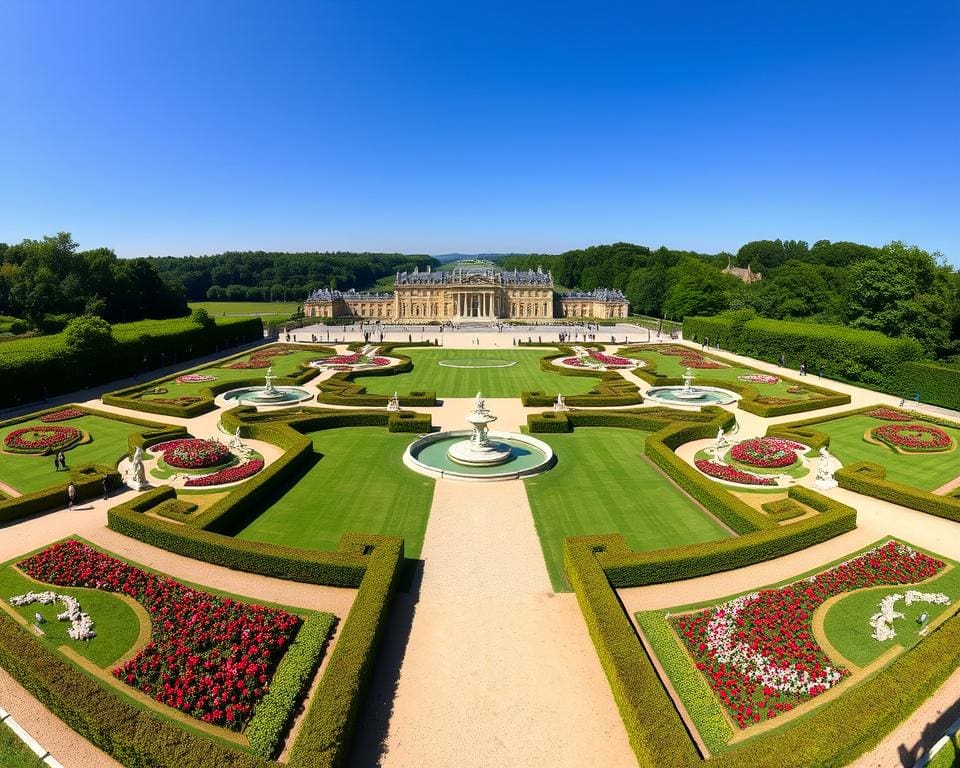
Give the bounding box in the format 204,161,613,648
148,251,439,301
503,239,960,359
0,233,186,330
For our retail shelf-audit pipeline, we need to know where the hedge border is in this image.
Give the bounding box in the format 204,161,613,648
315,344,438,407
103,343,334,418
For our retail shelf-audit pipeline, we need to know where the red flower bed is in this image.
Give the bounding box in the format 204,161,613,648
152,438,232,469
680,355,725,369
872,423,952,452
867,408,913,421
4,425,82,454
658,346,689,356
670,540,944,729
225,347,294,369
40,408,85,423
730,438,804,469
321,353,389,367
19,541,300,730
694,459,776,486
185,459,264,487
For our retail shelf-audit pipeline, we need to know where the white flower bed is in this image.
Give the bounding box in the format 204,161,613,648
9,590,96,640
869,590,949,641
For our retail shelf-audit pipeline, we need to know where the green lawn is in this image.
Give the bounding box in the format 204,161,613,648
0,413,138,494
352,348,604,398
234,427,434,558
822,559,960,668
0,564,142,667
138,347,326,399
816,414,960,491
631,347,833,404
0,722,45,768
188,301,299,319
525,428,730,591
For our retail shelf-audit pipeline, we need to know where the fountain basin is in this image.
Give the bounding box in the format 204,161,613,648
404,430,554,481
221,386,314,407
644,385,738,407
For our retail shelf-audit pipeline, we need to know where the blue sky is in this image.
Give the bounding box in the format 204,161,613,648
0,2,957,261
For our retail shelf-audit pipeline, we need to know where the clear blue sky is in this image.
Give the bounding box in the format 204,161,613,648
1,2,957,261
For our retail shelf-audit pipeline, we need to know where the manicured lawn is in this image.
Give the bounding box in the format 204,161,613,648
822,560,960,668
629,347,834,404
234,427,434,558
138,347,327,400
0,722,45,768
0,564,142,667
352,348,604,398
188,301,299,319
817,414,960,491
0,413,137,494
525,428,730,591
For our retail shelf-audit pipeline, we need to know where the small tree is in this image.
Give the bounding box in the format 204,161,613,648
64,314,114,354
190,307,214,328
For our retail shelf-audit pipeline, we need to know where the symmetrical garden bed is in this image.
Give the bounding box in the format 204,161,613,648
644,540,951,739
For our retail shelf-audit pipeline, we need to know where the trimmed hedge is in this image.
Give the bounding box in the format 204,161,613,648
761,497,807,522
599,486,856,587
246,612,336,759
520,348,643,408
0,316,263,409
0,463,120,524
527,406,719,434
837,460,960,523
315,350,437,407
681,314,960,408
103,343,331,418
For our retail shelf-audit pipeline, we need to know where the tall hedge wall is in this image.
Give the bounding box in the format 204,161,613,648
0,316,263,408
681,315,960,407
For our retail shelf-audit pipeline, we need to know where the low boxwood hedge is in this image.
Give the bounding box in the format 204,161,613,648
246,611,336,759
836,460,960,523
761,497,807,522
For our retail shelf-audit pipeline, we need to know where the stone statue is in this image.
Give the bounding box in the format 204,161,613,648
714,426,729,451
386,392,401,412
127,447,149,490
474,392,486,413
266,365,273,378
814,445,837,490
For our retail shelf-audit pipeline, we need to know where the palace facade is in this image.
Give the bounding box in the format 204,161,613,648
304,265,629,321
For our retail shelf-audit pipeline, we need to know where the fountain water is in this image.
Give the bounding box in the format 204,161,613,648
644,366,739,407
220,365,314,407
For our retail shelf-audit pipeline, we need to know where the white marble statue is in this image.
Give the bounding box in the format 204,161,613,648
553,393,570,412
386,392,401,412
814,445,838,490
474,391,486,413
127,447,149,490
714,426,729,451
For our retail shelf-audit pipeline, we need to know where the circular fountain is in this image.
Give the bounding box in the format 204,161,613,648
645,367,738,407
404,392,554,481
220,366,314,407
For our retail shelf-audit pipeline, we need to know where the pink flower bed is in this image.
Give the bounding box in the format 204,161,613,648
670,540,945,728
40,408,85,423
185,459,264,487
867,408,913,422
738,374,779,385
152,438,232,469
730,438,805,469
872,423,952,452
562,351,634,368
19,540,301,730
4,425,82,454
694,459,776,486
322,354,389,367
175,374,217,384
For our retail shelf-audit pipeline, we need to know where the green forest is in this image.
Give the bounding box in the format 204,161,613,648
148,250,438,302
0,233,186,331
500,239,960,359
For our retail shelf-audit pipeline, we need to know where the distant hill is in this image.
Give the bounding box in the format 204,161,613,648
431,253,534,264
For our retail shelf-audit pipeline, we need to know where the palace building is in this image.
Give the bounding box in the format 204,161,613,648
303,264,629,321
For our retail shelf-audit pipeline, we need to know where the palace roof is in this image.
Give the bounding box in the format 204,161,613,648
395,265,553,286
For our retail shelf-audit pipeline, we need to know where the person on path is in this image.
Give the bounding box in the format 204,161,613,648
819,365,824,378
102,475,110,500
67,482,76,509
799,362,807,376
780,353,786,367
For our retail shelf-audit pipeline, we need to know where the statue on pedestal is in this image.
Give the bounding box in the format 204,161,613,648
126,447,149,490
386,392,401,412
814,445,838,490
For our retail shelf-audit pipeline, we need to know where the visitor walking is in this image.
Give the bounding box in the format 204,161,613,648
779,353,786,367
102,474,110,500
67,482,76,509
818,365,824,378
799,362,807,376
55,450,66,471
53,453,60,472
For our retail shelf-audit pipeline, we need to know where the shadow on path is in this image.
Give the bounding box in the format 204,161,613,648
346,558,424,767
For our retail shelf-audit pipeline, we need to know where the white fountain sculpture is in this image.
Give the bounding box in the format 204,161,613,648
554,393,571,412
672,367,707,401
814,446,838,490
386,392,401,412
446,392,512,466
255,365,287,402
